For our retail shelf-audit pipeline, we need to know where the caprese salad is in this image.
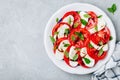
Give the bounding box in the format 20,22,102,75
50,11,113,68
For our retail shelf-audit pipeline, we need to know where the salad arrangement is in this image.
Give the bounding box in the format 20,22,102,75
50,11,112,68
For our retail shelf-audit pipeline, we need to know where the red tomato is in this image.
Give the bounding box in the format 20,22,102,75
52,22,71,36
87,47,108,60
91,27,110,45
62,11,81,28
53,37,68,53
64,45,80,68
68,28,90,48
86,11,98,29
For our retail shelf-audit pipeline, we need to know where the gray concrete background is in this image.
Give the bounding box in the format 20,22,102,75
0,0,119,80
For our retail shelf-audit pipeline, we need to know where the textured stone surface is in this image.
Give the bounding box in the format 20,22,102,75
0,0,119,80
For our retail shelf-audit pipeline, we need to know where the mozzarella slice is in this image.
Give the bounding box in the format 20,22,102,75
62,15,74,26
103,44,108,51
55,50,64,60
82,55,95,67
79,12,89,28
69,61,78,67
57,24,69,39
97,17,106,31
80,47,87,57
90,41,99,49
88,17,106,34
55,40,70,60
69,46,77,60
88,27,97,34
58,40,70,51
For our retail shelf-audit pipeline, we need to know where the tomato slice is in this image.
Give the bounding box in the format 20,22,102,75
64,45,80,68
91,27,110,45
53,37,68,53
87,47,108,60
62,11,81,28
68,28,90,48
86,11,98,29
52,22,71,36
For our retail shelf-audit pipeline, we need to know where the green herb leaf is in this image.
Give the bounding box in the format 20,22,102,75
110,36,113,41
89,43,93,48
71,36,76,41
75,48,81,51
99,41,103,46
64,29,70,35
75,32,84,40
107,4,117,14
54,32,59,35
81,19,88,26
84,14,91,18
56,18,59,22
50,36,55,44
97,15,103,18
84,58,91,64
98,48,104,57
68,17,72,25
64,51,69,58
77,11,81,14
64,44,70,47
73,54,78,61
95,26,98,31
73,23,79,28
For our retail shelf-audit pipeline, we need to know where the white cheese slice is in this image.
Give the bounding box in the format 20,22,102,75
80,47,87,57
58,40,70,51
90,41,99,49
69,61,78,67
97,17,106,31
62,15,74,26
57,24,69,39
55,40,70,60
88,27,97,34
82,55,95,67
55,50,64,60
79,12,89,28
69,46,77,60
103,44,108,51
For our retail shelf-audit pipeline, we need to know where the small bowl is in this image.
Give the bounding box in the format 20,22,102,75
44,3,116,74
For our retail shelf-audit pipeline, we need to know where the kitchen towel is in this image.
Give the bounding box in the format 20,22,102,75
92,42,120,80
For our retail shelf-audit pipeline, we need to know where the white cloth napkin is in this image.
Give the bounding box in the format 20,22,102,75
92,42,120,80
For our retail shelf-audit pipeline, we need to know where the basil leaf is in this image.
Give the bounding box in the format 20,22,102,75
110,36,113,41
64,29,70,35
97,15,103,18
68,17,72,25
98,48,104,57
84,58,91,64
71,36,76,41
89,43,93,48
56,18,59,22
64,51,69,58
112,4,117,12
75,32,84,40
73,54,78,61
81,19,88,26
64,44,70,47
77,11,81,14
50,36,55,44
95,26,98,31
99,41,103,46
84,14,91,18
54,32,59,35
73,23,79,28
75,48,81,51
107,3,117,14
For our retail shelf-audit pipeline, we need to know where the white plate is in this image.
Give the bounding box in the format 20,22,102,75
44,3,116,74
